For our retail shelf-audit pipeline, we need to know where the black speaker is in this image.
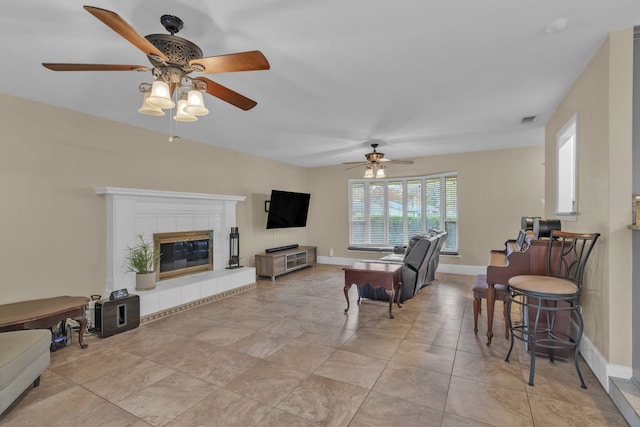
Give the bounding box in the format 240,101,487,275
95,295,140,337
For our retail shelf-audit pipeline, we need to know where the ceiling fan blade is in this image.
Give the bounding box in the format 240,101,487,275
386,160,414,164
83,6,170,62
194,77,258,110
345,163,366,170
342,161,367,165
190,51,270,74
42,63,149,72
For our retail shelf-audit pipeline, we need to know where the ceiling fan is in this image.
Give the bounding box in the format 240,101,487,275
42,6,270,114
343,143,414,178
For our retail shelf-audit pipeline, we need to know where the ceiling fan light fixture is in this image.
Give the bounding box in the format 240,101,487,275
174,97,198,122
364,165,374,178
138,91,165,116
375,165,386,178
184,90,209,116
147,80,175,109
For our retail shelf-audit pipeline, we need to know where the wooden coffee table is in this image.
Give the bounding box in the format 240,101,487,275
0,296,90,349
344,262,402,319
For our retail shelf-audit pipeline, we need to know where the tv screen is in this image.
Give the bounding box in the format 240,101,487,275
266,190,311,229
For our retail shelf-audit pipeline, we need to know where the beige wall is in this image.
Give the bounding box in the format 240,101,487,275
544,29,633,365
0,93,308,304
1,89,546,307
307,145,545,267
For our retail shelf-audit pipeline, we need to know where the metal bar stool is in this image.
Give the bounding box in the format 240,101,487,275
504,230,599,388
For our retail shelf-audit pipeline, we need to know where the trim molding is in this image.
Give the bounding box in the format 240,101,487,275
140,282,256,324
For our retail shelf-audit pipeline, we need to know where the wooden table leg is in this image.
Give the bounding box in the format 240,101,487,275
344,283,352,314
73,315,88,348
486,282,495,346
386,289,395,319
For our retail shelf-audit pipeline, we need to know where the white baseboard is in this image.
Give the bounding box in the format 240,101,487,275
574,322,632,393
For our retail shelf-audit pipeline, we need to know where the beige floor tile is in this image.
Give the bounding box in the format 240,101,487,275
340,331,402,360
145,335,221,371
445,376,533,426
313,350,386,389
277,374,369,426
227,331,293,358
116,371,217,426
83,359,175,403
191,321,256,347
1,385,145,426
224,359,308,406
440,412,494,426
391,340,456,374
373,361,451,410
173,348,259,387
528,393,628,426
144,313,219,337
404,324,461,350
265,339,335,372
165,389,272,427
254,408,321,427
51,346,143,385
452,349,526,392
349,390,444,427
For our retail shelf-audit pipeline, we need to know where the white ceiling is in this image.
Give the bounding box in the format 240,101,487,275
2,1,639,167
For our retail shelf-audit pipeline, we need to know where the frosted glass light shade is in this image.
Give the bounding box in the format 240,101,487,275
147,80,175,109
364,166,374,178
375,166,385,178
174,98,197,122
183,90,209,116
138,92,165,116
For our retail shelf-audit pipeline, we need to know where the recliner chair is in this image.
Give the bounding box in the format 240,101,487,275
359,230,447,303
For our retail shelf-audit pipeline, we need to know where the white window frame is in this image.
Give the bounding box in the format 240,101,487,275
555,113,578,221
348,172,458,253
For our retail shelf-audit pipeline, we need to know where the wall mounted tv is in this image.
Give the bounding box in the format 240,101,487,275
266,190,311,229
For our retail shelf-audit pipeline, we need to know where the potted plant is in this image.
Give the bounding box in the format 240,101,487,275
125,234,161,291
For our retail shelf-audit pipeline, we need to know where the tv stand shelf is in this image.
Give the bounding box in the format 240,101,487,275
255,246,316,281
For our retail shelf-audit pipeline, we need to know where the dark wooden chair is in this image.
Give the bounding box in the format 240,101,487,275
473,275,510,339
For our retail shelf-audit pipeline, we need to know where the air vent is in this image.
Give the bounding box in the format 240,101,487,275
521,115,537,124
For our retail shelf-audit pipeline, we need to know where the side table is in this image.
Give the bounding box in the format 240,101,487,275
344,262,402,319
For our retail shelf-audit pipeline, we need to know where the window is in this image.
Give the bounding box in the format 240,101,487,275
555,113,578,220
349,172,458,253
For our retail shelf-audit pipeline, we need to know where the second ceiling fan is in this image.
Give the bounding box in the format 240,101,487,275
343,143,414,178
42,6,270,112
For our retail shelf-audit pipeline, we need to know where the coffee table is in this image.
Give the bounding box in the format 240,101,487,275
344,262,402,319
0,296,90,349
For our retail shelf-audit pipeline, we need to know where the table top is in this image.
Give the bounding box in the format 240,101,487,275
344,262,402,273
0,296,90,328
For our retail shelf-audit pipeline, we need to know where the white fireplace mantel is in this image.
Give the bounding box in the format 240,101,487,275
95,187,255,318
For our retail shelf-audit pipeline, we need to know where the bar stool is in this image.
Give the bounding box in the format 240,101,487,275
504,230,599,388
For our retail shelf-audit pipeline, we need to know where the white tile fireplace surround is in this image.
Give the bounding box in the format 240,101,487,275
95,187,256,319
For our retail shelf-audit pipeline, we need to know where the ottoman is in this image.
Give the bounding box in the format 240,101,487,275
0,329,51,415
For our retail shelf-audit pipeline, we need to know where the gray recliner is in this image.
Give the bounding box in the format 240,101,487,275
359,230,447,303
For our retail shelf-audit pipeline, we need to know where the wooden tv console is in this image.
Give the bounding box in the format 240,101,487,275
255,246,317,281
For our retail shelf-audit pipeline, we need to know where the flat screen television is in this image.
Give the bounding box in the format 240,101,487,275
266,190,311,229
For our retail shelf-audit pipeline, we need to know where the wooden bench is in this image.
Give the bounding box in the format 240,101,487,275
0,296,90,349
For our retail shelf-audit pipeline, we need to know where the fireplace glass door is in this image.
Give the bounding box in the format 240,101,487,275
154,230,213,280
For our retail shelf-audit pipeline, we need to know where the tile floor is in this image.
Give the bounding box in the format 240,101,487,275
0,265,628,426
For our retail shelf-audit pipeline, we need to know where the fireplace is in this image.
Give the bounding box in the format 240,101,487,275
95,187,256,318
154,230,213,281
